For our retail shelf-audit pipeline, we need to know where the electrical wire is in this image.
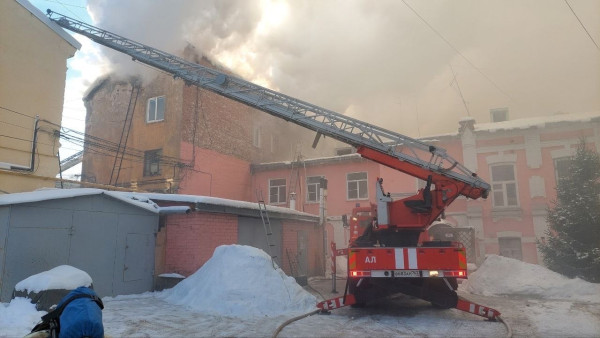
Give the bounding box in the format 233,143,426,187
400,0,512,100
564,0,600,51
0,105,36,119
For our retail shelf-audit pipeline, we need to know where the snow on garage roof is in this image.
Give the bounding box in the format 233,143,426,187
0,188,160,213
0,189,318,222
131,192,319,222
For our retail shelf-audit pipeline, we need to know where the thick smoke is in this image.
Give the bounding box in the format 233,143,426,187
86,0,600,137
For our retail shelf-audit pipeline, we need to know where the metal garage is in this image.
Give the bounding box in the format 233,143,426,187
0,189,160,301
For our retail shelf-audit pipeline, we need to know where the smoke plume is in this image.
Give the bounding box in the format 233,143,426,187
86,0,600,137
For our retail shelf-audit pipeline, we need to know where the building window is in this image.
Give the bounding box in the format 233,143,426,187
498,237,522,260
347,172,368,200
147,96,165,123
307,176,324,203
491,164,518,207
490,108,508,123
270,134,277,153
554,157,571,183
144,149,162,176
269,178,286,204
253,126,262,148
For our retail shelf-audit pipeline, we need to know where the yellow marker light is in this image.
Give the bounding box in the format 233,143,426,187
429,270,439,277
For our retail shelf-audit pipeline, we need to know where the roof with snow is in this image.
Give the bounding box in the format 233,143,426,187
0,188,160,213
0,189,318,222
473,111,600,133
252,153,365,172
138,192,319,222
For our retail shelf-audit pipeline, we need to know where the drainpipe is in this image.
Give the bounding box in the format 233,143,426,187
289,192,296,210
158,206,191,215
319,178,328,276
0,115,39,171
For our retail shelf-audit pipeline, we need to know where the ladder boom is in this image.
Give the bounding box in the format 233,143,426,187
47,10,490,197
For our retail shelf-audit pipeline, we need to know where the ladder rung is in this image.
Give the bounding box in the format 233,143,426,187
266,232,272,236
269,244,276,247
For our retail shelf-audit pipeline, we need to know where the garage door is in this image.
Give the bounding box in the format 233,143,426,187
237,217,282,267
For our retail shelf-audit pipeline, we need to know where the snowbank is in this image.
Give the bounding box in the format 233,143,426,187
160,245,317,317
0,297,46,337
15,265,93,293
460,255,600,302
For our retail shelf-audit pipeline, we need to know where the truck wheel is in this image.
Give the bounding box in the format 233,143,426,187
348,278,368,307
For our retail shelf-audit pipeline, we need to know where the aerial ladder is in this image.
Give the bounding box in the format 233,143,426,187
47,10,499,320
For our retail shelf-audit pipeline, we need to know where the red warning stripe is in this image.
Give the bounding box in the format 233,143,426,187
317,294,356,310
456,299,501,319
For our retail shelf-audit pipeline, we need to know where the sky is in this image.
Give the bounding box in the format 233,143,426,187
2,245,600,337
29,0,600,159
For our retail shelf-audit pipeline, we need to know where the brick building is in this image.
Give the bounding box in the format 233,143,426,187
252,112,600,266
81,49,341,198
144,193,323,279
80,44,599,269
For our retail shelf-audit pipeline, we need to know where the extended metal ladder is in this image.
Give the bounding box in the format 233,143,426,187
46,10,490,194
256,191,277,268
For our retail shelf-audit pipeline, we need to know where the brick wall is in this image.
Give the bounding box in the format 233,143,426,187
178,144,252,201
162,212,238,276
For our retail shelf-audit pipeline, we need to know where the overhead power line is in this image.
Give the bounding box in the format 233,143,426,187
401,0,512,100
0,105,36,119
564,0,600,51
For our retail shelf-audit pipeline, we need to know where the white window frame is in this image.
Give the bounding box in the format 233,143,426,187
306,176,324,203
269,178,286,205
146,96,165,123
347,172,368,200
490,163,519,208
553,157,571,184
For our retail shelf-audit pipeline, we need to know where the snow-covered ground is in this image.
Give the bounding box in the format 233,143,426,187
2,246,599,337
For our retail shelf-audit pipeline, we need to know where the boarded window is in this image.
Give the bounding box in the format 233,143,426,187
499,237,522,260
253,126,262,148
144,149,161,176
490,108,509,122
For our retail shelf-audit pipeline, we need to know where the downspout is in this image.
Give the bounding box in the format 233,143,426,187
319,177,328,276
158,206,191,215
0,115,39,171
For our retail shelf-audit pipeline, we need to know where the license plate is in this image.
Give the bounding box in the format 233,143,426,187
393,270,420,277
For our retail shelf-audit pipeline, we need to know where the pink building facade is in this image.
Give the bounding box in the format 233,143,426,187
250,112,600,266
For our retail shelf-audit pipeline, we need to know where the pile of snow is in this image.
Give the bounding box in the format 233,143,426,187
15,265,93,293
0,298,46,337
461,255,600,302
160,245,317,317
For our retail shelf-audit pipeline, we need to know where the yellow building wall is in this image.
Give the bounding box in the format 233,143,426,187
0,0,78,193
